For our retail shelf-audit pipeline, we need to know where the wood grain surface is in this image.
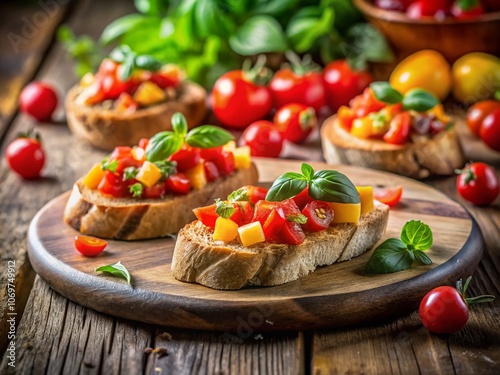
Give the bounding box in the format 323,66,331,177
27,160,482,331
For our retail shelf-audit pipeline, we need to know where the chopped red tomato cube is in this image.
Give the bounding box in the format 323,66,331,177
164,173,190,195
212,151,235,176
203,160,220,182
262,208,286,242
169,146,200,172
193,204,218,229
280,222,305,245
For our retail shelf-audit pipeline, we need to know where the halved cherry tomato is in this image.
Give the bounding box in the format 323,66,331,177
203,160,220,182
169,146,200,172
373,185,403,207
292,188,313,210
74,235,107,257
383,112,411,145
263,208,287,242
301,201,334,232
164,173,190,195
280,222,305,245
212,150,235,176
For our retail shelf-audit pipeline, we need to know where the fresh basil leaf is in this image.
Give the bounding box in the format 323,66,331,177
228,188,250,203
309,170,360,204
134,54,162,71
109,45,132,63
146,131,183,162
265,172,308,202
402,89,439,112
301,163,314,180
123,166,139,180
95,261,131,284
153,160,176,179
215,199,235,219
185,126,233,148
118,53,136,81
370,82,403,104
286,7,334,53
343,23,394,67
414,250,432,265
365,238,413,274
100,15,147,45
400,220,433,251
251,0,300,15
102,159,118,173
171,112,188,136
288,214,307,224
229,15,288,55
129,183,144,198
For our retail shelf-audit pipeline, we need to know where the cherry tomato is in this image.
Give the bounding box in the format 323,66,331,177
164,173,191,195
323,60,373,112
456,162,499,206
301,201,334,232
292,188,313,210
383,112,411,145
451,0,484,19
212,70,272,129
270,69,325,112
203,160,220,182
239,185,268,204
5,136,45,179
466,100,500,136
274,103,317,144
407,0,450,18
19,82,58,122
169,146,200,172
240,121,283,158
74,235,108,257
280,222,305,245
262,208,287,242
212,151,235,176
373,185,403,206
479,108,500,152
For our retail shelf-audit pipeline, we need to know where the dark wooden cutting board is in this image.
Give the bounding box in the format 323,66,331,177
27,159,482,332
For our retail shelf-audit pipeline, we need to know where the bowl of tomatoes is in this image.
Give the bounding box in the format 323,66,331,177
353,0,500,63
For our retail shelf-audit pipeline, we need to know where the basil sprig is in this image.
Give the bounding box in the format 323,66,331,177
109,45,162,81
365,220,433,274
370,82,439,112
227,188,250,203
215,199,235,219
265,163,360,204
146,113,234,162
95,261,131,285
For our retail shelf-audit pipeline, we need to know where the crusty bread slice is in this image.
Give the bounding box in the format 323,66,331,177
63,163,258,240
171,200,389,290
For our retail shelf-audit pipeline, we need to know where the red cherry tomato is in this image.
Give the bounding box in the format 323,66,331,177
451,0,484,19
169,146,200,172
19,82,58,122
74,235,108,257
383,112,411,145
373,185,403,206
212,70,272,129
419,286,469,334
323,60,373,112
407,0,450,18
240,120,283,158
280,222,305,245
270,69,325,112
456,162,499,206
5,136,45,179
466,101,500,136
479,108,500,152
164,173,191,195
301,201,334,232
274,103,317,144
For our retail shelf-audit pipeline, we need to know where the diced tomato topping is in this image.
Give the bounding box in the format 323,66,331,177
143,183,164,199
350,88,385,118
383,112,411,145
98,59,120,76
115,92,138,112
230,201,254,226
280,222,305,245
252,199,300,226
212,151,235,176
262,208,286,242
138,138,149,150
164,173,191,195
149,71,181,89
292,188,313,210
98,171,130,197
203,160,220,182
301,201,334,232
168,146,200,172
199,146,223,160
240,185,268,204
193,204,218,229
337,106,357,130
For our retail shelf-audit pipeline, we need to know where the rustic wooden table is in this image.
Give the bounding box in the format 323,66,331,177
0,1,499,374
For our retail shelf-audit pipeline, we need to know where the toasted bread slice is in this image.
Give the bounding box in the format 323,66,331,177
63,163,258,240
171,200,389,290
322,116,464,179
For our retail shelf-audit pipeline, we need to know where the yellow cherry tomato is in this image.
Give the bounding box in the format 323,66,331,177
452,53,500,105
390,50,452,101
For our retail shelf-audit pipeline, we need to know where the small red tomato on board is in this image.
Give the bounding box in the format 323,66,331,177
323,60,373,112
451,0,484,19
419,277,495,334
5,134,45,179
383,112,411,145
479,108,500,152
466,100,500,136
212,59,272,129
274,103,317,144
301,201,334,232
373,185,403,207
19,82,58,122
456,162,499,206
74,235,108,257
240,120,283,158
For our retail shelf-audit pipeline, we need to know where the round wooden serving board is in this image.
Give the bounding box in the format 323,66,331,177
28,159,483,332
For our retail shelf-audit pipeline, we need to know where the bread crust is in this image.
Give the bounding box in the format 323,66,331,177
65,81,207,151
63,163,258,240
322,116,465,179
171,201,390,290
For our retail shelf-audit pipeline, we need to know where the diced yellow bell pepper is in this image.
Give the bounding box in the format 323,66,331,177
327,202,361,224
80,72,95,87
213,217,239,242
184,162,207,190
238,221,266,247
351,116,373,139
356,186,374,215
135,161,162,187
233,146,251,169
133,81,166,106
223,140,237,152
428,104,451,124
83,163,105,189
131,146,146,162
